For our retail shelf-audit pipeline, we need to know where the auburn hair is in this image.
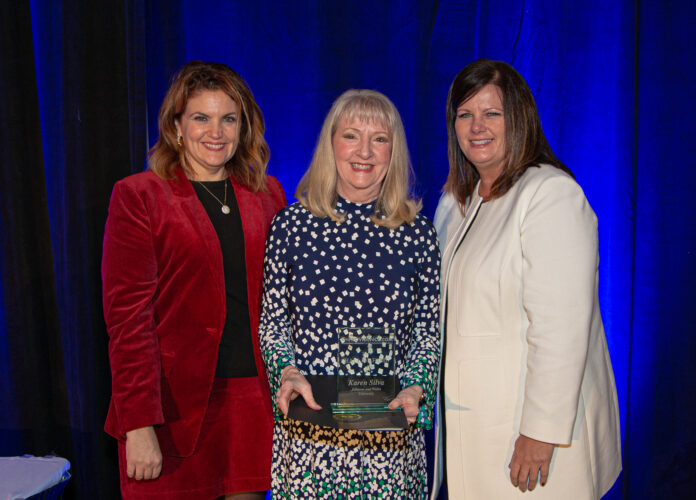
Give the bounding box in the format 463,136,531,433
148,60,269,191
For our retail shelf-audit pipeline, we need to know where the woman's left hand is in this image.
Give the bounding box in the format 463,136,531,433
508,434,555,492
388,384,423,424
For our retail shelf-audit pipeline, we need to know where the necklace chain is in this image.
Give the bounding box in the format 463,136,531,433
194,180,231,215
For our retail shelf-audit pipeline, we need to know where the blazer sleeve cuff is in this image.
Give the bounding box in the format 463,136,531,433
117,407,165,438
519,413,574,446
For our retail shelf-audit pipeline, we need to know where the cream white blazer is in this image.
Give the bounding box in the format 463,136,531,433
430,165,621,499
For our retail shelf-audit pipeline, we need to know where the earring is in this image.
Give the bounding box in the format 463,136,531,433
177,135,183,147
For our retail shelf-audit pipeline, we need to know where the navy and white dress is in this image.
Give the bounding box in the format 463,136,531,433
259,198,440,499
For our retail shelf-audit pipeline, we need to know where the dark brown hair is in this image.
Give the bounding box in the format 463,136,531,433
444,59,572,204
148,61,269,191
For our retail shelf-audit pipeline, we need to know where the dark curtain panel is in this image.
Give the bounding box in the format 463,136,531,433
0,1,694,498
0,0,73,465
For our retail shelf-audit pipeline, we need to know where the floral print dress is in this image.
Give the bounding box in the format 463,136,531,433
259,198,440,499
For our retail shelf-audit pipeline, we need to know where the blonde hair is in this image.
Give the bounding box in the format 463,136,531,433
295,89,420,229
148,61,269,191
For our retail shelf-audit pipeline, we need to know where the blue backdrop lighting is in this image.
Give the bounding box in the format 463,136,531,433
1,1,694,498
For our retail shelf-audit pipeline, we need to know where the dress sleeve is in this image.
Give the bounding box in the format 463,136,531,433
519,175,598,445
402,218,442,429
258,210,296,420
102,181,164,435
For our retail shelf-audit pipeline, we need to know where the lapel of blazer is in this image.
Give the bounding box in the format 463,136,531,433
170,168,226,330
440,190,483,331
230,176,267,375
230,177,264,314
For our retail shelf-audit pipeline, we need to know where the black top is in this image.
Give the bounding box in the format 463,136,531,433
192,179,257,377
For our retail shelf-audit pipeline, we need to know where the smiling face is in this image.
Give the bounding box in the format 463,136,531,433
332,115,391,203
454,83,507,180
175,89,240,180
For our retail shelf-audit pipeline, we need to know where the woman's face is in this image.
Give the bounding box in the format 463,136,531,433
175,89,240,180
332,115,391,204
454,83,506,179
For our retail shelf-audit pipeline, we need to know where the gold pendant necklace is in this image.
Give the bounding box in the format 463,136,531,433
194,180,231,214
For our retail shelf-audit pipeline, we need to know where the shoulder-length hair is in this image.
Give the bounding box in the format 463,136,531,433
295,89,421,229
444,59,572,204
148,60,269,191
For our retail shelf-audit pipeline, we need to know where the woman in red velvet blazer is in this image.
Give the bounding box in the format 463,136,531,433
102,61,286,500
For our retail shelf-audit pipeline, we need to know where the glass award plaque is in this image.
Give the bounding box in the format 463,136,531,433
288,375,408,430
331,327,400,414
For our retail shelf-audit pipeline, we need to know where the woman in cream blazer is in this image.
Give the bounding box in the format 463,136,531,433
430,59,621,499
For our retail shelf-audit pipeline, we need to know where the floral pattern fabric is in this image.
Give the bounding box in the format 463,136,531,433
259,199,440,499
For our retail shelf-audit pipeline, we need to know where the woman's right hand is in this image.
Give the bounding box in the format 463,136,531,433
276,365,322,417
125,426,162,480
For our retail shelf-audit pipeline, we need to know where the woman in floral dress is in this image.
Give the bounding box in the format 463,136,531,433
259,89,440,499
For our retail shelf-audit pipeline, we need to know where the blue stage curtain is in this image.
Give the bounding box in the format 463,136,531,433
0,1,694,498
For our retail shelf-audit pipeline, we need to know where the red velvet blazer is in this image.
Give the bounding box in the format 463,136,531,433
102,168,286,457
